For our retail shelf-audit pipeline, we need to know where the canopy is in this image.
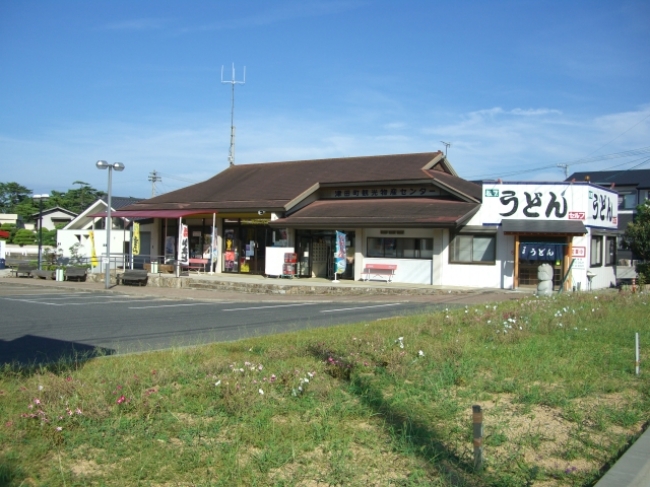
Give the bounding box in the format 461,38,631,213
502,219,586,235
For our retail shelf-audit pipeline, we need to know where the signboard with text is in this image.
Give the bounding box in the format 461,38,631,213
481,183,618,229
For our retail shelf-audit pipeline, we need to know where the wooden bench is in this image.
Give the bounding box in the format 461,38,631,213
65,267,87,282
10,263,36,277
33,269,55,280
183,258,209,273
361,263,397,283
116,269,148,286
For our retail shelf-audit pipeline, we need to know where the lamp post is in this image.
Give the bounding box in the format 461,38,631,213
33,194,50,270
96,161,125,289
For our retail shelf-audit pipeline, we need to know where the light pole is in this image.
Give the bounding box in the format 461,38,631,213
96,161,125,289
33,194,49,270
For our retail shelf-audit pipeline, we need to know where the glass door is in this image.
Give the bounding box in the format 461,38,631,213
223,227,240,273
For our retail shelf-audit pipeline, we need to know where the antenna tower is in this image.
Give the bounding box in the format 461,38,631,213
440,141,451,156
221,63,246,167
148,170,162,197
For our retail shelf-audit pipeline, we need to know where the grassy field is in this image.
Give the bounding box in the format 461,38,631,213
1,290,649,486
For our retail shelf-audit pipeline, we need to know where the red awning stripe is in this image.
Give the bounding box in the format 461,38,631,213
88,209,217,218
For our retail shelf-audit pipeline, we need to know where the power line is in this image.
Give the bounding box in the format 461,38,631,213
156,172,200,184
469,146,650,180
577,111,650,162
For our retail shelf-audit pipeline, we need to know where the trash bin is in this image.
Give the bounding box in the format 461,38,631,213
0,259,5,270
151,261,159,274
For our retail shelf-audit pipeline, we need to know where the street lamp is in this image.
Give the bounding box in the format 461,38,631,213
96,160,125,289
33,194,50,270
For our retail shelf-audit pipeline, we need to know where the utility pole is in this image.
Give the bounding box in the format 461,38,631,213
221,63,246,167
148,170,162,197
557,164,569,179
441,141,451,157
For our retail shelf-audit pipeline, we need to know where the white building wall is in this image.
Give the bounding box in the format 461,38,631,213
57,224,154,261
361,228,435,285
354,227,364,281
431,229,445,285
461,182,619,291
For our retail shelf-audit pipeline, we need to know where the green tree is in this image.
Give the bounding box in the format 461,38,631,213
47,184,104,214
40,227,58,247
623,200,650,280
13,229,37,246
0,182,32,213
14,198,39,221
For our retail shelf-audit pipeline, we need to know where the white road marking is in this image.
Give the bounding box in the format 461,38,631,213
221,303,319,312
2,298,155,306
320,303,402,313
22,294,108,301
0,293,93,298
129,302,222,309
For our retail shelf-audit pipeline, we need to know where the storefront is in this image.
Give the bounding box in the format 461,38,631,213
467,181,619,291
114,152,621,291
294,230,355,279
222,218,283,275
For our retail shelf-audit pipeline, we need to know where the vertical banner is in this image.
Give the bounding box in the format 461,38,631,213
178,223,189,264
88,230,98,267
211,213,218,273
132,222,141,256
335,231,346,274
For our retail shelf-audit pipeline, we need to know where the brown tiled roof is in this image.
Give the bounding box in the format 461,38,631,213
122,152,478,212
270,199,479,228
427,171,482,201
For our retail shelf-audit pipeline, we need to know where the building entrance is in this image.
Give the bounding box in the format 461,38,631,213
517,237,567,290
295,230,355,280
223,222,271,275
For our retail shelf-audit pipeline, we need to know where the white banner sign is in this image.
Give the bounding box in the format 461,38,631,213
178,224,189,265
481,183,618,229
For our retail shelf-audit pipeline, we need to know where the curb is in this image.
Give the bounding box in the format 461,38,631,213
594,426,650,487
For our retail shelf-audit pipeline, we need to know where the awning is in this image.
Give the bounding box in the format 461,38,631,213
88,209,217,218
502,219,587,235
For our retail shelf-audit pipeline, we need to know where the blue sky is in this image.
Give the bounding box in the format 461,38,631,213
1,0,649,198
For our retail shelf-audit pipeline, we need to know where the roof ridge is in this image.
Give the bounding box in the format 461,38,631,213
232,151,442,168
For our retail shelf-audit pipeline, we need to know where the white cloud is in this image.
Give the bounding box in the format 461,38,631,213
2,105,649,196
510,108,562,117
422,104,650,180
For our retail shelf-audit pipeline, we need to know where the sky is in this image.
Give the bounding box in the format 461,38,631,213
1,0,649,199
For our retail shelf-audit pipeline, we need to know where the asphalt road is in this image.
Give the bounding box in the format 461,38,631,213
0,285,448,365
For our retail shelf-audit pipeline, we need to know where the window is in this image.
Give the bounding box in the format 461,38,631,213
590,236,603,267
366,237,433,259
605,236,616,266
449,234,496,264
618,192,637,210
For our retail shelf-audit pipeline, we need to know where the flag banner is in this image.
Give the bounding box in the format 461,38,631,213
334,231,346,274
519,243,562,261
88,230,98,267
178,224,189,264
132,223,140,256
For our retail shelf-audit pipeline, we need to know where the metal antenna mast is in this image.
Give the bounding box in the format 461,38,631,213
148,170,162,197
221,63,246,167
440,141,451,156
